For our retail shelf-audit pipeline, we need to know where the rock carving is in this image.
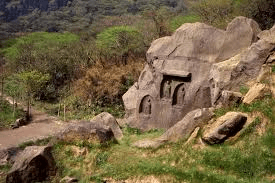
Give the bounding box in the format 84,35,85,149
123,16,275,131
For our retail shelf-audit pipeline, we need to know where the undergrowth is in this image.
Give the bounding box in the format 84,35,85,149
0,99,24,129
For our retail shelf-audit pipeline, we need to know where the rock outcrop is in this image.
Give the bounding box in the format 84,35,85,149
134,108,213,148
123,16,275,131
6,145,56,183
56,122,114,143
202,112,248,145
56,112,122,143
90,112,123,140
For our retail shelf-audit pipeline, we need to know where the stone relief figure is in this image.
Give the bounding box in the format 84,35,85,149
177,85,185,105
144,98,152,115
139,95,153,115
164,80,172,98
172,84,185,106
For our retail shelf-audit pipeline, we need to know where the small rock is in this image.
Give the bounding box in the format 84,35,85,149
60,176,78,183
243,83,270,104
218,90,243,107
185,127,200,145
202,112,247,145
6,145,56,183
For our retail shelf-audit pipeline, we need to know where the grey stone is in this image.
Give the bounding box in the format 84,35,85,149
134,108,214,148
56,121,114,144
243,83,270,104
123,17,268,131
90,112,123,140
6,145,56,183
202,112,248,145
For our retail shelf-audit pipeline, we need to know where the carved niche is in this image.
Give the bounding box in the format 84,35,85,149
139,95,153,116
172,83,185,106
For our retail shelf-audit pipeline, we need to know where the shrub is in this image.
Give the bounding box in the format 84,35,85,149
96,26,145,65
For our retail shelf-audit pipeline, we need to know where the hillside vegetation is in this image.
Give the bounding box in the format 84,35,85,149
0,0,274,122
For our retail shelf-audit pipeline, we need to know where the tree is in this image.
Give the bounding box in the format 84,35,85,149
143,6,173,37
96,26,145,65
188,0,234,28
17,71,50,120
239,0,275,30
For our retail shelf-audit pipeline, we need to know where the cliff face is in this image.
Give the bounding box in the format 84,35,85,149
0,0,71,22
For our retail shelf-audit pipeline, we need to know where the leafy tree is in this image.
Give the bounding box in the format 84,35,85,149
187,0,235,28
239,0,275,30
17,71,50,120
143,6,173,37
96,26,145,65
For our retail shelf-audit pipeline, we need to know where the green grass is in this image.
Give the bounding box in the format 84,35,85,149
1,32,79,60
0,99,24,128
49,95,275,183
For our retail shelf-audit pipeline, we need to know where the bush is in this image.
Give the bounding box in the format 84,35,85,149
96,26,145,65
238,0,275,30
188,0,235,28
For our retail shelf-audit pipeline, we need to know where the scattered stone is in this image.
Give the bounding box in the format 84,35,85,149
218,90,243,107
56,121,114,144
70,146,88,157
202,112,247,145
185,127,200,145
243,83,270,104
6,145,56,183
60,176,78,183
11,118,27,129
91,112,123,140
134,108,214,148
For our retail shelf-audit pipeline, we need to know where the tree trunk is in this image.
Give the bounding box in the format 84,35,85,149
64,103,66,122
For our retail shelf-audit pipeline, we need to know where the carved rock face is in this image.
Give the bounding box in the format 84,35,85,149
123,17,275,131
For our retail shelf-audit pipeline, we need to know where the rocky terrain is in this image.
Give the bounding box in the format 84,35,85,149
0,17,274,182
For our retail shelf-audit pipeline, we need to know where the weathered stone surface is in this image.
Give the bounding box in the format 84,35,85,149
217,90,243,107
123,17,273,131
202,112,247,145
56,122,114,143
243,83,270,104
256,64,272,83
0,147,21,166
90,112,123,140
185,127,200,145
6,145,56,183
134,108,214,148
147,16,260,63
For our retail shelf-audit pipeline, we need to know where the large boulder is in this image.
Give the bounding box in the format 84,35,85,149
6,145,56,183
134,108,214,148
123,17,274,131
90,112,123,140
56,122,114,143
202,112,248,145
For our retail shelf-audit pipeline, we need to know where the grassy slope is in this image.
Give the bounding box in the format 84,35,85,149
50,97,275,183
0,99,24,129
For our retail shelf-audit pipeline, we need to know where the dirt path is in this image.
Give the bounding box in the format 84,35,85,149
0,94,68,149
